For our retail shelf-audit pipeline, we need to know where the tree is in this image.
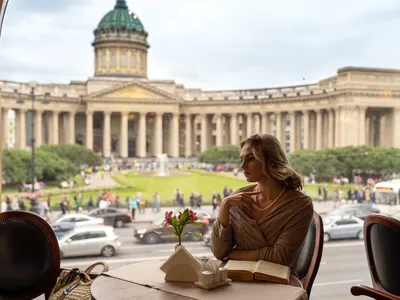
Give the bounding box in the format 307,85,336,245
39,144,103,167
199,144,241,165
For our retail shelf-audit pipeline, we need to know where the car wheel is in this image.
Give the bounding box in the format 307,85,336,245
323,233,330,243
114,219,124,228
144,232,159,244
101,245,115,257
357,231,364,240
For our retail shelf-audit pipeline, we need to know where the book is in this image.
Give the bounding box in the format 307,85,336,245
224,260,290,284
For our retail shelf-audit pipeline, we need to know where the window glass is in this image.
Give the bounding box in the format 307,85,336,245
102,54,107,66
111,53,116,66
89,231,107,239
70,233,87,241
121,54,127,66
130,54,136,67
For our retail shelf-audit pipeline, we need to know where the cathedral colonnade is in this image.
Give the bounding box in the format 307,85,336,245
1,104,399,159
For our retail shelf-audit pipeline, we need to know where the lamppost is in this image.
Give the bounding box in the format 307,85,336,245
15,82,50,193
0,0,10,194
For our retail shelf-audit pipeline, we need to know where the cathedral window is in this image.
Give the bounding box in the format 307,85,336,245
137,54,142,68
130,54,136,67
102,54,107,67
111,53,116,66
121,54,127,66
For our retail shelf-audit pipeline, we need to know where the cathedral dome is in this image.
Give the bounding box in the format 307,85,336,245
96,0,146,34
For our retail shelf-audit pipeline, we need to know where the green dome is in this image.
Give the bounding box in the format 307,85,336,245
96,0,145,33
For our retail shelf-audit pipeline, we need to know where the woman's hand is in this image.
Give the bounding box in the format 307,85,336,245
218,191,260,227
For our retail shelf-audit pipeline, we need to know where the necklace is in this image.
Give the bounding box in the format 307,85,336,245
255,186,286,211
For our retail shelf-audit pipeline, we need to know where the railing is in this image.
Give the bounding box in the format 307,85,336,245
0,80,86,98
183,83,337,101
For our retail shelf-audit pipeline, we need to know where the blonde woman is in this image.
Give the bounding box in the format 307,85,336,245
211,133,313,286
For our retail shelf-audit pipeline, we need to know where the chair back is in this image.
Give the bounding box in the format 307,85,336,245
295,211,324,297
364,214,400,297
0,211,60,300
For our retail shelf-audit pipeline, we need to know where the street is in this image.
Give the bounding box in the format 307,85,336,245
61,225,371,300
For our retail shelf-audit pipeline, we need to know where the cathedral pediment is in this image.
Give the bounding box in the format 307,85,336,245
87,80,182,103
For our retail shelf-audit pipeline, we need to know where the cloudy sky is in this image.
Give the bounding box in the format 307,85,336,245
1,0,400,90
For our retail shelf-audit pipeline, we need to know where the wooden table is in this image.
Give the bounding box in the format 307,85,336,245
91,260,308,300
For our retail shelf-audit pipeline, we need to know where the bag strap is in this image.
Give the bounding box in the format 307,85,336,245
84,262,109,276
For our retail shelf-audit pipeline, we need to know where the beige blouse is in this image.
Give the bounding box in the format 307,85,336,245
211,184,314,277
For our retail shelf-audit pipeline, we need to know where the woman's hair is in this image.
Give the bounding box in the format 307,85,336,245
240,133,304,191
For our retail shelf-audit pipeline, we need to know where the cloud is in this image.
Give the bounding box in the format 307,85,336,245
1,0,400,90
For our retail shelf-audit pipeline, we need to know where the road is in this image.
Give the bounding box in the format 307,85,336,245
60,225,370,300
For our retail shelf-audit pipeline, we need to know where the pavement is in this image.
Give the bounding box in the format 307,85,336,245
59,226,371,300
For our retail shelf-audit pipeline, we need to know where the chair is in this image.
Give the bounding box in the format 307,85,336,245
351,214,400,300
0,211,60,300
295,211,324,298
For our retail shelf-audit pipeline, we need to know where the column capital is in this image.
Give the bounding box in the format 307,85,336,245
303,110,309,116
104,111,112,116
86,110,94,116
120,111,129,117
138,111,147,117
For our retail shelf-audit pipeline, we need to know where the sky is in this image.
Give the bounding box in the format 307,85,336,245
1,0,400,90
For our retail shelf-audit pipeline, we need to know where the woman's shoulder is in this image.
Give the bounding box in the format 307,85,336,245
287,189,314,210
230,184,257,195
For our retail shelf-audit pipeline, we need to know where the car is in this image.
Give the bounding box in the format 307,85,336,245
87,208,132,228
328,204,380,220
203,227,211,246
323,215,364,242
53,213,104,228
51,222,76,239
134,217,209,244
58,225,121,258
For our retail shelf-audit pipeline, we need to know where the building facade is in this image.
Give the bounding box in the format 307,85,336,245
0,0,400,159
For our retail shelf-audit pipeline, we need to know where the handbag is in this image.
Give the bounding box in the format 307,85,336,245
49,262,109,300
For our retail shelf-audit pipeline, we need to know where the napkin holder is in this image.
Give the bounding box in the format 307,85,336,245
160,245,202,283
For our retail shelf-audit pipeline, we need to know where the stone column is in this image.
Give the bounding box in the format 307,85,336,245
169,113,179,157
246,113,253,137
137,112,146,157
215,113,223,147
316,109,322,150
120,112,128,158
52,111,59,145
335,107,340,147
86,111,93,150
303,110,309,149
18,110,26,149
289,112,296,153
68,111,75,145
261,113,267,134
254,114,261,134
154,113,163,155
230,113,238,145
185,114,192,157
35,110,42,148
275,112,282,142
200,114,208,152
103,111,111,157
358,106,367,146
328,109,334,148
393,107,400,148
2,109,8,148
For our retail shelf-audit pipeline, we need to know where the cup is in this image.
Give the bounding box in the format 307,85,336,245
219,267,227,282
200,271,214,286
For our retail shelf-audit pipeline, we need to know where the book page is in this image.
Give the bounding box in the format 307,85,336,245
224,260,257,273
254,260,290,281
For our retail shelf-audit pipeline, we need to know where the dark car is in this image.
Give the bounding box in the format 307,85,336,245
134,217,209,244
329,204,380,220
51,222,76,239
88,208,132,228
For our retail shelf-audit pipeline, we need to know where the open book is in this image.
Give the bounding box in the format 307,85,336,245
224,260,290,284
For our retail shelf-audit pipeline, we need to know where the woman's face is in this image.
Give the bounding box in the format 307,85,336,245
240,143,266,182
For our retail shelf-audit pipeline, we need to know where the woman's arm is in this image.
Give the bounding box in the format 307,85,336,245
253,203,313,266
211,201,234,260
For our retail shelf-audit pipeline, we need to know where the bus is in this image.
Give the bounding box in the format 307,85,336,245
373,179,400,206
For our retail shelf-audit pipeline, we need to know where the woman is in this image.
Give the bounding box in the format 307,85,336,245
211,133,313,285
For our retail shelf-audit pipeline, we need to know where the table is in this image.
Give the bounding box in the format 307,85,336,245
91,260,308,300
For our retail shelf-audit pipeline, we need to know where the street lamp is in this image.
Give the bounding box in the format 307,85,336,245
15,81,50,193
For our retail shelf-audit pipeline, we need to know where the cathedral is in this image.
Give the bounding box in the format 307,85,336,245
1,0,399,159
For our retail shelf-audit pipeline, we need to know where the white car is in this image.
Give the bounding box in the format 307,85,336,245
58,226,121,258
54,213,104,228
